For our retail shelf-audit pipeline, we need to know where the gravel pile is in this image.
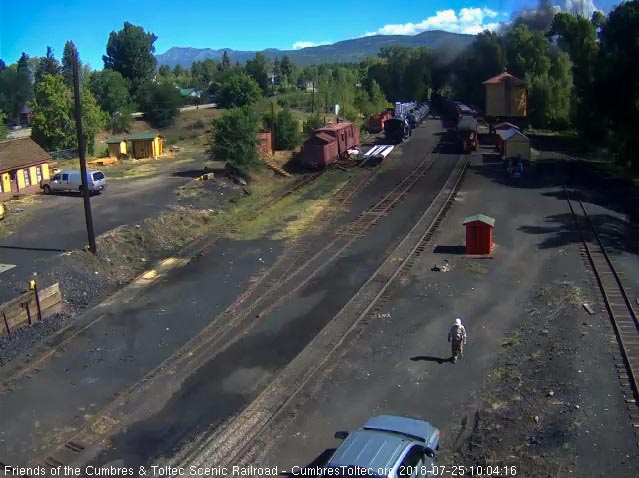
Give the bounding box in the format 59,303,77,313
0,312,71,367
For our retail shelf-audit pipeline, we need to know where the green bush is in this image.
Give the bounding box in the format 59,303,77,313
276,91,312,109
209,107,261,175
303,113,324,137
263,107,301,150
137,82,182,128
217,71,262,109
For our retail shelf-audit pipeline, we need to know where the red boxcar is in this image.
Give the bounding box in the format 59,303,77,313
302,121,360,168
368,111,392,133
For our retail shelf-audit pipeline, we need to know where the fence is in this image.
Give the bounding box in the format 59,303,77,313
1,283,63,336
49,148,79,160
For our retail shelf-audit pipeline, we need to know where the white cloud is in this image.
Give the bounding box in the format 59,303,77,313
291,40,330,50
367,7,502,37
564,0,599,16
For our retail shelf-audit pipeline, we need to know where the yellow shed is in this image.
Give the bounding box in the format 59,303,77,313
483,71,526,118
497,128,531,161
106,137,128,158
128,133,164,160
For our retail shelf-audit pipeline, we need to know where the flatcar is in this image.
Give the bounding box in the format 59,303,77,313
301,121,360,169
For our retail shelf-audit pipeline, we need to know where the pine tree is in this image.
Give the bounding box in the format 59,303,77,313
221,51,231,70
34,47,61,84
62,41,81,87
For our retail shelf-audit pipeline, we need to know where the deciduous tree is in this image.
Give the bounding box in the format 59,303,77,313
246,53,269,94
77,88,108,155
217,71,262,108
103,22,158,98
0,110,7,139
137,81,182,128
88,69,133,116
31,73,75,151
158,64,171,77
208,107,260,175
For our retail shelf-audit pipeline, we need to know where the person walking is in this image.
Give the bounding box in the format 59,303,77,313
448,318,467,363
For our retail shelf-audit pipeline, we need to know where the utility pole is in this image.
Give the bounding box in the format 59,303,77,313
72,49,97,254
311,80,315,114
271,101,276,155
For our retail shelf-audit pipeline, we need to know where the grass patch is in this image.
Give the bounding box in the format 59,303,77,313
226,170,350,240
593,161,639,187
490,367,505,381
0,195,41,239
462,260,488,274
175,182,214,200
491,400,507,410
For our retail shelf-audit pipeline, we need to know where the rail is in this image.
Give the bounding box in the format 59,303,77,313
565,186,639,427
182,153,469,468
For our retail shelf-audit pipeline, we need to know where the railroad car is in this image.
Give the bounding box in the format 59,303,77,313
367,111,392,134
440,98,478,153
384,117,411,144
301,121,360,169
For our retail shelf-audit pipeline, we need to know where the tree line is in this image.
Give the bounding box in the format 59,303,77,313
2,1,638,170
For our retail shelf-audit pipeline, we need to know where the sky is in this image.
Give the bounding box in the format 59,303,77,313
0,0,617,69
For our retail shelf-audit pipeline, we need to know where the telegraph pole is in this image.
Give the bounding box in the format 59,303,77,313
72,48,97,254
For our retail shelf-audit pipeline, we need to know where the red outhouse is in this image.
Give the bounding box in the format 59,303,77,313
463,214,495,255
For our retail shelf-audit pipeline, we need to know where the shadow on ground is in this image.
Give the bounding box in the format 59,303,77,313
411,355,453,365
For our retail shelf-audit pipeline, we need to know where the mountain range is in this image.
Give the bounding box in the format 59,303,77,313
155,30,474,68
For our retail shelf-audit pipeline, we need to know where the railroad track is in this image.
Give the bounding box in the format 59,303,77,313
565,186,639,428
11,139,444,471
181,153,468,469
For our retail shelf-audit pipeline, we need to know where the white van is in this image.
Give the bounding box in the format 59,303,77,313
41,170,107,194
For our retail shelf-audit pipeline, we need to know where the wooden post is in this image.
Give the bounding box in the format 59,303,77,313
34,286,43,322
72,49,97,254
25,302,32,326
271,101,276,155
2,311,10,337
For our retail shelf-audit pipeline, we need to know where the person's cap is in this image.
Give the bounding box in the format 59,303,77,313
455,318,462,326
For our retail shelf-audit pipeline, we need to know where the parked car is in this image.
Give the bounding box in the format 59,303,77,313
325,416,440,477
41,169,107,195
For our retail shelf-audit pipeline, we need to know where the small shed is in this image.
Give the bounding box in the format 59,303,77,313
106,137,128,158
494,122,520,131
463,214,495,255
19,105,34,125
496,128,530,161
257,132,272,158
128,133,164,159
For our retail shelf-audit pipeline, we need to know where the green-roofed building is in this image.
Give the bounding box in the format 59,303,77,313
106,137,127,158
128,133,164,159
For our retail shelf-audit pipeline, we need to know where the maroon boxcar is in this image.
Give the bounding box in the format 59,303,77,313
302,121,360,169
367,111,392,133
